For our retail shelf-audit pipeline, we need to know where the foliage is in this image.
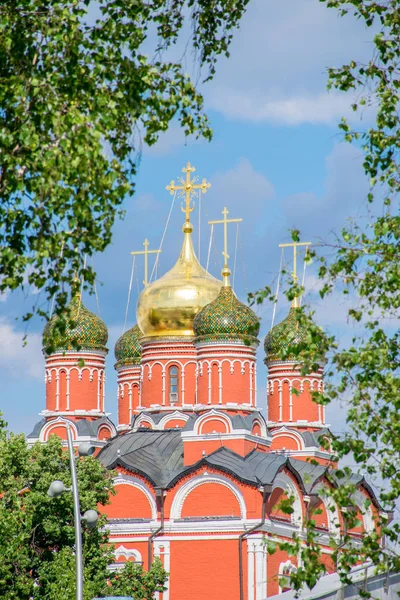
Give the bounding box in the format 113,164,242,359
251,0,400,593
0,422,167,599
0,0,249,326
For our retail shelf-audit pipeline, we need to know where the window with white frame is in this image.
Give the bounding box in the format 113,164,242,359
169,366,179,403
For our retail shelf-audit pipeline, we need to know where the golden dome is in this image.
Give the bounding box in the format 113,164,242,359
136,222,221,338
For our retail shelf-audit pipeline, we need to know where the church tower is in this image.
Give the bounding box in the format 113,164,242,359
28,286,116,446
264,242,331,464
133,164,221,418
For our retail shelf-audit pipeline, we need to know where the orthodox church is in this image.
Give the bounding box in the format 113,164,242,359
28,164,381,600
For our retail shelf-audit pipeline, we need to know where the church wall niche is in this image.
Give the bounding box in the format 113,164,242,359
198,417,230,435
211,362,219,405
140,362,163,408
270,433,302,451
100,482,154,520
44,424,68,441
267,487,293,523
180,481,242,519
163,419,186,429
267,550,297,597
98,426,112,441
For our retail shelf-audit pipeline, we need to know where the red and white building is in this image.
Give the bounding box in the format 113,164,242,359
29,187,382,600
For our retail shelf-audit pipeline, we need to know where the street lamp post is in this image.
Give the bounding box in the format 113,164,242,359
48,425,97,600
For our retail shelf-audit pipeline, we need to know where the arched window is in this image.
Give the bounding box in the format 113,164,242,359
169,366,179,403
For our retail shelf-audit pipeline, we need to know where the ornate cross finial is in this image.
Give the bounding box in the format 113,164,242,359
209,206,242,286
166,162,211,225
278,240,311,307
131,238,161,286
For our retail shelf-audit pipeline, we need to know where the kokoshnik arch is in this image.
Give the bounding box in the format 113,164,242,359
29,163,384,600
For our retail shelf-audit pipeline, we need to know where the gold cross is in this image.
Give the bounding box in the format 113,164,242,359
131,239,161,286
278,241,311,307
166,162,211,224
209,206,242,283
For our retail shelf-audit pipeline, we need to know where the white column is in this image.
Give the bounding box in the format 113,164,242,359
181,367,185,405
162,367,166,405
247,540,256,600
278,382,283,422
66,372,70,411
154,540,170,600
208,364,212,404
97,370,101,411
102,371,106,412
218,363,222,404
254,537,267,600
249,362,253,405
56,371,60,411
289,382,293,422
254,363,257,407
129,385,133,422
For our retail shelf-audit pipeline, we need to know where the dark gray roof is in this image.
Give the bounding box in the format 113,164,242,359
98,431,184,488
132,410,266,433
98,430,327,493
27,418,46,438
27,416,114,439
98,429,383,510
299,428,330,448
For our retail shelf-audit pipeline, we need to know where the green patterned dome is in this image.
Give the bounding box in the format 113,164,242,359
114,324,142,368
264,306,308,362
193,285,260,343
43,294,108,354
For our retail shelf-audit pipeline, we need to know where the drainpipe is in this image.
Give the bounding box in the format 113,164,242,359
239,484,272,600
148,487,165,569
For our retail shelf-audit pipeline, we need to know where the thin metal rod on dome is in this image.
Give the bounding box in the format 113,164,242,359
278,241,311,308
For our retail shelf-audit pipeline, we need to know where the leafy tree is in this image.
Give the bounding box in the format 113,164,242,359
251,0,400,592
0,419,167,599
0,0,249,324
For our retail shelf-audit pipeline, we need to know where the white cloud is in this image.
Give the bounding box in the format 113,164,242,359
208,90,355,125
0,319,43,380
143,122,203,157
283,142,369,234
204,0,375,125
209,158,275,223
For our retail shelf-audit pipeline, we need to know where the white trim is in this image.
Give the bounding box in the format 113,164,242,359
352,489,374,532
272,473,303,526
271,427,305,451
113,475,157,520
170,473,247,520
154,540,170,600
278,559,297,594
40,417,78,442
309,482,340,534
114,545,142,563
193,410,233,435
268,421,329,429
158,411,190,429
40,409,107,417
181,431,271,447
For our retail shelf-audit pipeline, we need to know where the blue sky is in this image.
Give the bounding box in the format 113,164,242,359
0,0,375,436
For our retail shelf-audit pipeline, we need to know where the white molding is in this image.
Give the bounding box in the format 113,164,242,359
114,544,142,563
158,411,189,429
272,472,303,526
181,431,271,447
193,410,233,435
170,473,247,520
40,409,107,417
113,475,157,520
268,421,329,429
154,540,170,600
